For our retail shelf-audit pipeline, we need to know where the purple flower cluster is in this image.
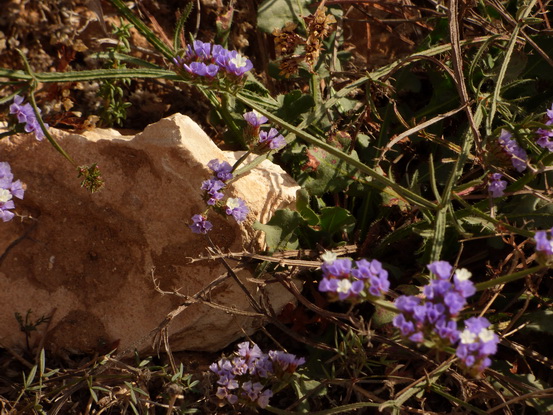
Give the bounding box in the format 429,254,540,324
393,261,475,345
243,110,287,151
189,159,249,234
488,173,507,198
536,103,553,151
9,95,48,141
497,129,528,172
456,317,499,376
173,40,253,80
393,261,500,375
209,341,305,409
0,162,25,222
318,252,390,301
534,228,553,256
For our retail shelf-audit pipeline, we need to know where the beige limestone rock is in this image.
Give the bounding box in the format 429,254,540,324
0,113,300,354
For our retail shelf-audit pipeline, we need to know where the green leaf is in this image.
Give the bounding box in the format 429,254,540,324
290,374,326,413
257,0,310,33
318,207,355,236
295,147,360,195
521,309,553,334
296,189,319,226
253,209,304,251
276,90,315,122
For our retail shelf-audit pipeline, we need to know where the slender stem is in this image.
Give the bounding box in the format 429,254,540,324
475,265,546,291
236,93,437,211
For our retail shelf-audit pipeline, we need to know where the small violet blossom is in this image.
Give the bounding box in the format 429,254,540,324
243,110,268,128
536,103,553,152
9,95,48,141
259,128,287,150
210,341,304,409
201,178,225,205
488,173,507,198
207,159,233,182
0,162,25,222
189,214,213,234
534,228,553,257
174,40,253,81
497,129,528,172
456,317,499,376
318,253,389,301
225,197,249,223
190,159,249,234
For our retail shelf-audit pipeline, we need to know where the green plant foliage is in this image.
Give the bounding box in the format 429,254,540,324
254,209,303,251
257,0,311,33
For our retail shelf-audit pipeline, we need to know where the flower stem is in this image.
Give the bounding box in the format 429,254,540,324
475,265,547,291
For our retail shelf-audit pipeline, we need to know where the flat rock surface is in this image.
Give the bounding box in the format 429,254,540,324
0,113,299,354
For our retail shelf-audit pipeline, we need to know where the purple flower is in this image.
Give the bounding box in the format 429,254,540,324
269,350,306,372
427,261,452,279
435,318,460,344
0,162,24,222
394,262,475,347
546,103,553,122
224,50,254,76
9,95,47,141
444,291,466,315
488,173,507,198
0,162,15,188
352,259,390,296
257,389,273,409
453,268,476,297
201,178,225,205
185,61,219,77
393,314,417,338
212,44,229,65
536,128,553,152
9,95,33,124
536,103,553,151
0,191,16,222
185,40,212,60
225,197,249,222
259,128,286,150
207,159,233,182
456,317,499,375
395,295,421,313
321,258,352,279
189,214,213,234
497,129,528,172
243,110,268,128
237,342,264,363
318,277,339,292
319,255,389,301
175,40,253,81
210,342,302,409
535,228,553,256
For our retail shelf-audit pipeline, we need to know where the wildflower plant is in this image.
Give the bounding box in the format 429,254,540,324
8,95,48,141
209,341,304,409
0,162,25,222
3,0,553,413
318,252,390,302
